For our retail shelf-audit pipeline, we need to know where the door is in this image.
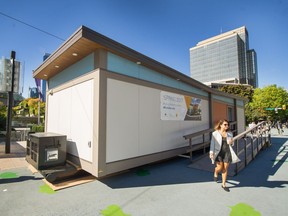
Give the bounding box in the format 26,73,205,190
47,79,94,162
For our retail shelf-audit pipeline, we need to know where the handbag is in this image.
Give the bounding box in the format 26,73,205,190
229,145,241,164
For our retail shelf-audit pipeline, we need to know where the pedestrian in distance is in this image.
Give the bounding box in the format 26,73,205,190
276,121,283,135
209,119,237,192
249,121,256,135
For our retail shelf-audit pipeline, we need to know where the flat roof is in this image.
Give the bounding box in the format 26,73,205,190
33,25,246,101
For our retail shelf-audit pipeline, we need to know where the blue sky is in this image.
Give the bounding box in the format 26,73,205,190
1,0,287,97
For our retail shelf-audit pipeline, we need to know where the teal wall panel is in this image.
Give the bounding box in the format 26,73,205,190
49,53,94,89
107,52,207,97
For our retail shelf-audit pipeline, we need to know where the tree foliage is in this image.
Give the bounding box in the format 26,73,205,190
249,85,288,121
13,98,45,117
0,101,7,130
0,98,46,130
218,84,288,124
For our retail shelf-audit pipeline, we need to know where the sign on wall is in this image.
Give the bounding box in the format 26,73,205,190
160,91,201,121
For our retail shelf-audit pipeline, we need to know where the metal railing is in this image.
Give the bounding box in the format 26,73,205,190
183,121,271,175
232,121,271,175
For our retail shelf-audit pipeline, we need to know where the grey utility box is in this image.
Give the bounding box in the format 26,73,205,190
26,132,67,170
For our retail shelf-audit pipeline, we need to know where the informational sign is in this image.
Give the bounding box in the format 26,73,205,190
160,91,202,121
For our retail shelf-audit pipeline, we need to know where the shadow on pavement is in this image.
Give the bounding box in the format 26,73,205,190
0,141,26,158
100,157,212,189
0,176,43,184
229,137,288,189
101,136,288,190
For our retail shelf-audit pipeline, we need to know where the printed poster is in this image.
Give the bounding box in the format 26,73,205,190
160,91,201,121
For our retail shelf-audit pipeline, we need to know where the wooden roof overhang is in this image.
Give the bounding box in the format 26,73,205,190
33,25,247,102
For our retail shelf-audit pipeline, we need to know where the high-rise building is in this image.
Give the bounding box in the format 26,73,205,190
190,26,258,88
28,87,39,98
41,53,49,102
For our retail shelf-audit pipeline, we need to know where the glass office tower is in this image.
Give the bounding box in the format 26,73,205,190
190,26,258,88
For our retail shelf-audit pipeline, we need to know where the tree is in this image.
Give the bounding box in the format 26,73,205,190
0,101,7,130
218,84,288,124
249,85,288,122
13,98,45,117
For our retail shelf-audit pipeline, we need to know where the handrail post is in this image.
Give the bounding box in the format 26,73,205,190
260,132,263,148
251,135,254,159
189,138,192,161
244,137,247,167
202,133,206,154
257,133,259,153
235,139,239,175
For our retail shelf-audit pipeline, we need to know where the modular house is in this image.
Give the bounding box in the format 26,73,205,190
33,26,246,178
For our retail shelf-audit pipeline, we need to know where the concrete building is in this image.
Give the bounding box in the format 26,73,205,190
0,56,23,106
0,56,21,93
190,26,258,88
33,26,247,178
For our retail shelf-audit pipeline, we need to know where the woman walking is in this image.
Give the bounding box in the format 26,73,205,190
209,119,233,192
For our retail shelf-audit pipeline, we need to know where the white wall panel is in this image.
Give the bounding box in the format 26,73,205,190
47,91,59,132
47,88,71,133
106,79,209,163
57,88,72,137
161,121,183,150
106,79,139,162
138,87,162,154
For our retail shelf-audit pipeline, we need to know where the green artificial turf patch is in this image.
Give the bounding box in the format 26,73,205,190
101,205,130,216
39,184,56,194
229,203,261,216
0,172,18,179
